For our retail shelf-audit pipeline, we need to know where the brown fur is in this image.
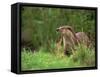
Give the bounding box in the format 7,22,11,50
56,25,90,55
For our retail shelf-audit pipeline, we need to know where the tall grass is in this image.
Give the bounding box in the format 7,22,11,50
71,44,95,67
21,44,95,71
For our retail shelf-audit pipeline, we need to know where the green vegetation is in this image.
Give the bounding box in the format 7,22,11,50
21,44,95,70
21,6,96,71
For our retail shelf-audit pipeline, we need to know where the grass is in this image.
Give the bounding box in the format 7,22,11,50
21,44,95,71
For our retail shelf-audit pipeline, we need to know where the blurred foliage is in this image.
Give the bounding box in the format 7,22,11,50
21,6,96,50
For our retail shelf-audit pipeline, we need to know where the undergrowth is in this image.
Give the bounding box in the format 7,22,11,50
21,44,95,71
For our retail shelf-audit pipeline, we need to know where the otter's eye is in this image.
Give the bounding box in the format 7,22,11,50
56,28,59,32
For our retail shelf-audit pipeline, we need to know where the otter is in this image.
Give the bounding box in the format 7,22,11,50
56,26,90,55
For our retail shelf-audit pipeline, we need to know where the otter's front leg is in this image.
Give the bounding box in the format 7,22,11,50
63,44,71,56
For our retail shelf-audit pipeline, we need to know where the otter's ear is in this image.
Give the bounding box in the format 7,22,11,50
66,26,74,32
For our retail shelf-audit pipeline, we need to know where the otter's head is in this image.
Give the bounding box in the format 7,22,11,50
56,26,73,35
